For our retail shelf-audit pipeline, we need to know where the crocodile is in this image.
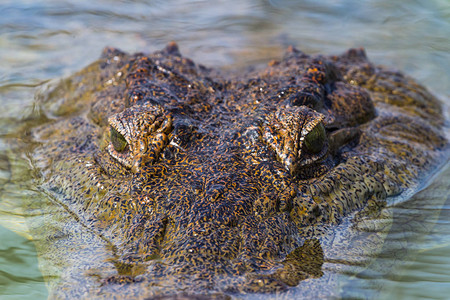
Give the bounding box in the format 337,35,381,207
24,42,447,299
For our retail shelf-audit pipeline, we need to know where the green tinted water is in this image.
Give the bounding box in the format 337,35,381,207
0,226,47,299
0,0,449,299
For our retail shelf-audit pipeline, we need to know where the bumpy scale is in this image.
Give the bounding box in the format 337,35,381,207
28,42,447,299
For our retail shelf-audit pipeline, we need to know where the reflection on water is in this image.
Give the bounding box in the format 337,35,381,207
0,0,449,299
0,225,47,299
342,161,450,299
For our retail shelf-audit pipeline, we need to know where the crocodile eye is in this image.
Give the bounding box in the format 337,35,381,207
110,127,128,152
304,122,326,154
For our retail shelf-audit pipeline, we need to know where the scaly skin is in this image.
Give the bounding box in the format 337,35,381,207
27,43,447,299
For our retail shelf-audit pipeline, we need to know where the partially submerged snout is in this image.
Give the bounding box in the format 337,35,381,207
26,43,447,299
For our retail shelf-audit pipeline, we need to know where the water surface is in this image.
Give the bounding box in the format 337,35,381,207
0,0,449,299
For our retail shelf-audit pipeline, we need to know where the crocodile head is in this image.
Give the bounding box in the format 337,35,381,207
30,43,447,298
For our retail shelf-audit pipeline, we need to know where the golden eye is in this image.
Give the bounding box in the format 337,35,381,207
304,122,326,154
110,127,128,152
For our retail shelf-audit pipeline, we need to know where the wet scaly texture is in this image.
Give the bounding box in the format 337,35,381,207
25,43,447,299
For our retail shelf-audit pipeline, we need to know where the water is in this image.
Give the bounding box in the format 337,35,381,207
0,0,449,299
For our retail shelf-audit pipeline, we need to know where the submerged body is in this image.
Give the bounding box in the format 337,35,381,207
27,43,447,298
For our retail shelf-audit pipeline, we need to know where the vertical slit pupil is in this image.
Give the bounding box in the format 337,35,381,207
110,127,128,152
